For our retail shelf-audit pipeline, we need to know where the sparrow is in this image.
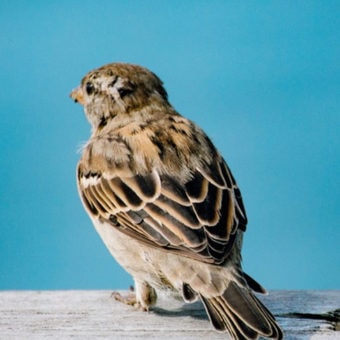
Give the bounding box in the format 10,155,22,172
70,62,283,339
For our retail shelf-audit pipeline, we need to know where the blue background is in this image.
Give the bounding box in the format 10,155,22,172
0,1,339,290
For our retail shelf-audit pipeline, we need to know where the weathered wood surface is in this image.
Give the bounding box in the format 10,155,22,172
0,290,339,339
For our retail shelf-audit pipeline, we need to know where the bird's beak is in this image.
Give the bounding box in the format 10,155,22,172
70,87,85,105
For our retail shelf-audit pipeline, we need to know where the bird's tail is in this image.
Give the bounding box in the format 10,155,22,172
200,281,283,339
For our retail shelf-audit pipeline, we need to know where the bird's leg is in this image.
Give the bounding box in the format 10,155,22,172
112,280,157,311
135,279,158,311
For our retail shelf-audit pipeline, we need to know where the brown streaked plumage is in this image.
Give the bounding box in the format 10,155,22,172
71,62,283,339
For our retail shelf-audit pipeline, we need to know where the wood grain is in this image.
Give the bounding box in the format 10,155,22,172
0,290,339,339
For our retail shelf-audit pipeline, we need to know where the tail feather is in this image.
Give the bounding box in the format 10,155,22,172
200,282,283,339
201,295,259,339
223,282,274,334
249,292,282,339
243,272,267,294
201,296,251,339
220,297,259,339
199,294,226,331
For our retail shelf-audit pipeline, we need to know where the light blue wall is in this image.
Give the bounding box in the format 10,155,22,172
0,1,339,290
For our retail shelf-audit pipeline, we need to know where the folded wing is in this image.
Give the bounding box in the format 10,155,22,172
78,157,247,265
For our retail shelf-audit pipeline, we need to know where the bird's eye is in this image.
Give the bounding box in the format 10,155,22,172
118,87,133,98
85,82,95,95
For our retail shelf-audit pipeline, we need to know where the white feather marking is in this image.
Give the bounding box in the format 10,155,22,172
81,175,101,188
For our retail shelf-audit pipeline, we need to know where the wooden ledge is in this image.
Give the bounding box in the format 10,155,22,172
0,290,339,339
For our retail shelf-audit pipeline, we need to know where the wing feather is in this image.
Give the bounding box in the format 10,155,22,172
136,207,184,246
193,182,223,226
108,178,144,209
198,160,227,188
161,175,191,206
153,195,201,229
99,179,119,210
144,203,206,247
93,182,117,212
122,171,161,201
104,179,129,211
85,186,109,216
78,153,247,264
185,172,209,202
122,210,169,246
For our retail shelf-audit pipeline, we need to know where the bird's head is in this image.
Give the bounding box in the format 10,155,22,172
70,63,168,130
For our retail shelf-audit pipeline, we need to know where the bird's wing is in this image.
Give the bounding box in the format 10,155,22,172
78,124,247,264
77,139,247,265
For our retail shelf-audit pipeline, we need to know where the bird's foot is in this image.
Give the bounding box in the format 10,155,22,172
111,291,148,311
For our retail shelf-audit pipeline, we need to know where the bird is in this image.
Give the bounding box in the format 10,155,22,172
70,62,283,339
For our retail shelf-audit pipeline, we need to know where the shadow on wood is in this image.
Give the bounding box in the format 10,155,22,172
279,309,340,331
